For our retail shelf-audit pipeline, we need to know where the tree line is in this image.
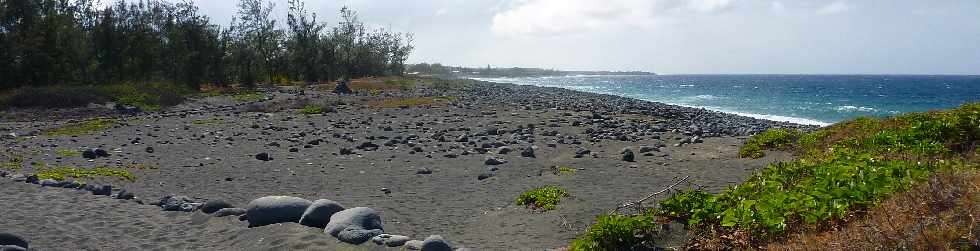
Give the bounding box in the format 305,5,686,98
0,0,414,91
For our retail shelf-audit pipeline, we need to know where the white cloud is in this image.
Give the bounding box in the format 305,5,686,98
435,7,448,16
770,1,785,13
817,1,853,15
490,0,740,37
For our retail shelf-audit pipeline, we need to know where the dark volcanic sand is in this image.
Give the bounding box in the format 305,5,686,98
0,81,797,250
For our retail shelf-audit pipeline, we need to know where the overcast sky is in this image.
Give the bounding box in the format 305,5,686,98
191,0,980,75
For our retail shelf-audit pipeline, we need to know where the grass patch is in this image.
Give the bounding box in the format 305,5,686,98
738,128,802,158
232,92,266,102
43,118,119,137
296,104,332,114
36,166,137,181
191,118,223,125
102,82,189,111
366,96,457,108
516,185,569,211
55,149,81,157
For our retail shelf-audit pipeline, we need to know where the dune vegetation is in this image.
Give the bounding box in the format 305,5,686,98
571,103,979,250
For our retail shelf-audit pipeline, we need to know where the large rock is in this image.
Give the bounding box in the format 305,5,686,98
246,196,312,227
213,207,247,217
324,207,384,244
299,199,346,228
0,245,26,251
0,233,27,250
420,235,453,251
201,199,233,214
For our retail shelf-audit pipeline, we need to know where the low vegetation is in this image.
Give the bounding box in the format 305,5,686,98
191,118,224,125
738,128,802,158
297,104,333,114
43,118,119,137
367,96,457,108
0,83,188,110
571,103,979,250
516,185,569,211
36,166,137,182
231,92,267,102
55,149,81,157
569,213,661,251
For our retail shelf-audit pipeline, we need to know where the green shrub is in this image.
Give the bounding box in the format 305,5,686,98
739,128,802,158
569,213,660,251
516,185,569,211
1,85,111,108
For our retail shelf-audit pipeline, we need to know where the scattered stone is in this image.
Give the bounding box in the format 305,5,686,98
22,175,37,184
145,146,154,153
622,149,635,162
324,207,385,244
114,189,135,200
255,152,271,161
484,156,507,165
156,195,200,212
415,167,433,175
496,146,512,154
300,199,346,228
0,232,28,250
639,146,659,153
420,235,453,251
246,196,313,227
201,199,234,214
384,235,411,247
92,185,112,196
39,179,63,187
213,207,247,217
339,148,354,155
405,240,424,250
520,146,535,158
477,172,494,180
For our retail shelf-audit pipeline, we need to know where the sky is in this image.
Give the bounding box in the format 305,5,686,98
189,0,980,75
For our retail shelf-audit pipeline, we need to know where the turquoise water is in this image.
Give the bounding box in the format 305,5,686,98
473,75,980,126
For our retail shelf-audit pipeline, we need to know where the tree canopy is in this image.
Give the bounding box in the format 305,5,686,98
0,0,414,90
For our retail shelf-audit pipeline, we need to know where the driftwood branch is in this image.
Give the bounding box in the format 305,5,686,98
609,175,691,215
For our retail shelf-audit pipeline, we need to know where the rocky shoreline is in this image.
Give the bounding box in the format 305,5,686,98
0,78,803,250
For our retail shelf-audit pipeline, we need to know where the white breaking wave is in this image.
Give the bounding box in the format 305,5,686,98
836,105,877,112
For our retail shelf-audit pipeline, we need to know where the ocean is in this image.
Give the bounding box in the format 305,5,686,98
472,75,980,126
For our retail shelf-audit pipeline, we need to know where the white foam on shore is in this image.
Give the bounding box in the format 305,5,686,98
472,77,834,127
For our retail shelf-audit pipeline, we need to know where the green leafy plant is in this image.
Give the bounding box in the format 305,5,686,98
516,185,569,211
569,213,661,251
